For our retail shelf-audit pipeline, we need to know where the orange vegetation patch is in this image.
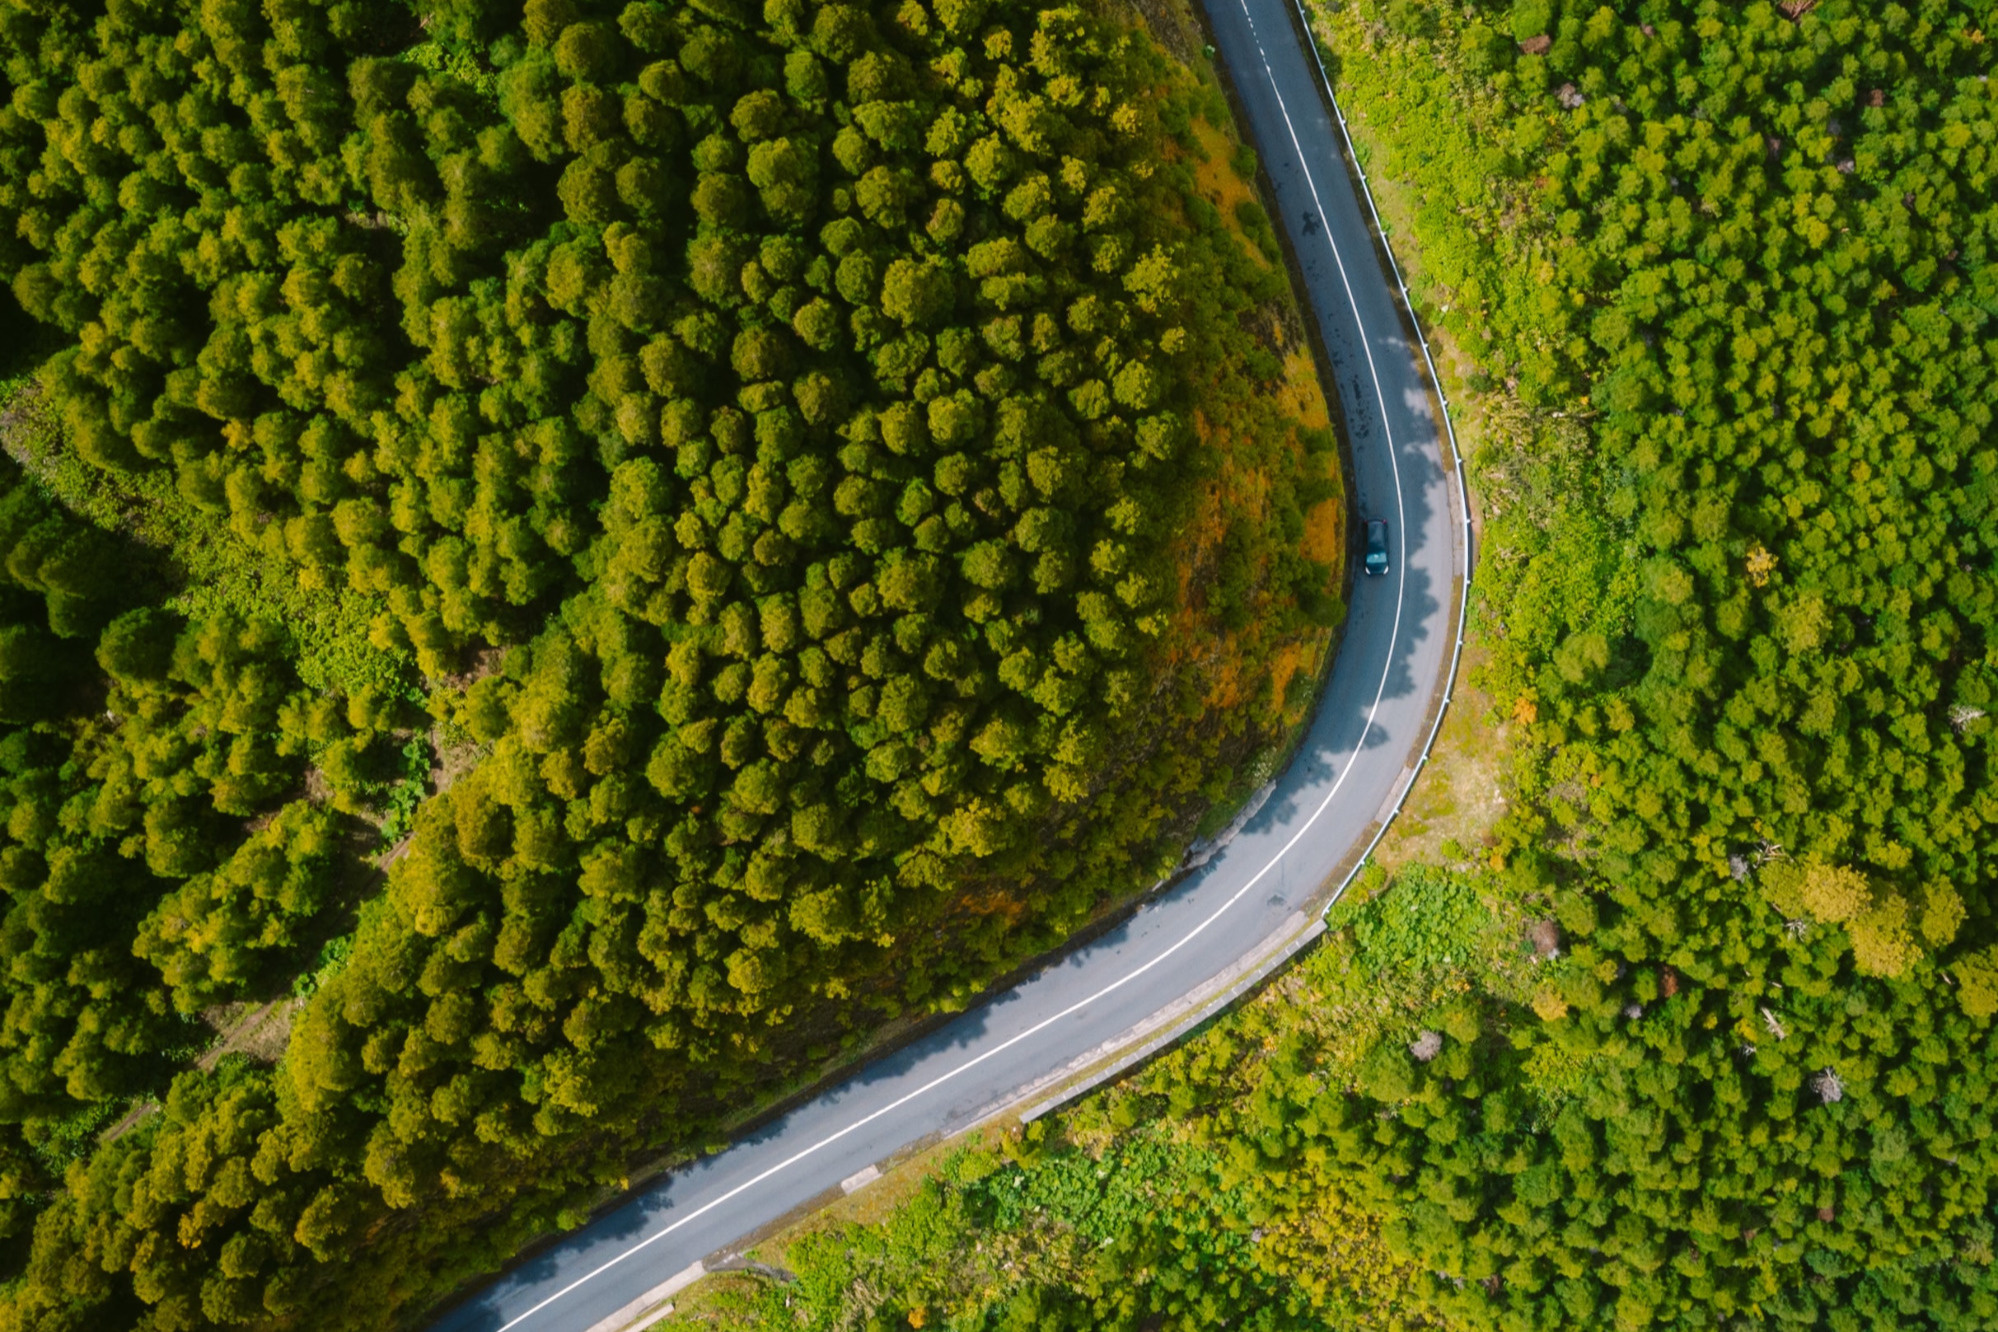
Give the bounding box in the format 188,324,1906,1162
1264,640,1309,724
1280,349,1346,567
961,883,1031,925
1303,465,1344,565
1157,119,1346,707
1164,500,1225,668
1277,349,1331,430
1189,117,1264,261
1161,407,1233,666
1202,633,1250,712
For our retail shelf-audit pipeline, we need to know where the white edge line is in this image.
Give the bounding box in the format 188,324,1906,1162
1231,0,1412,883
499,603,1398,1329
498,512,1403,1331
488,6,1458,1325
1018,914,1326,1122
1279,0,1475,905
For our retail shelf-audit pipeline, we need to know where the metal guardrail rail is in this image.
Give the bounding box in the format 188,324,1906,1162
544,13,1481,1326
1283,0,1478,913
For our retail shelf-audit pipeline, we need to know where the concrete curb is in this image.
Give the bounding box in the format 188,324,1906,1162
581,1262,704,1332
922,908,1326,1134
1019,914,1327,1122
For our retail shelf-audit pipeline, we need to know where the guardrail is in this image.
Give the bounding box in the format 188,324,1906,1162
592,19,1481,1324
1285,0,1477,910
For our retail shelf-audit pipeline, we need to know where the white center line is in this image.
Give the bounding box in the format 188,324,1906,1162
1237,0,1411,589
488,10,1412,1325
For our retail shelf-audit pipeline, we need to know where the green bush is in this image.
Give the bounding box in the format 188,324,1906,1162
1230,1,1998,1329
0,0,1344,1322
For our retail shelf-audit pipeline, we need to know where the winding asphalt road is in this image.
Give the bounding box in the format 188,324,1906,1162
430,2,1464,1327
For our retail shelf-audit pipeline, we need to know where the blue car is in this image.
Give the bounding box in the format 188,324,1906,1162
1363,518,1390,576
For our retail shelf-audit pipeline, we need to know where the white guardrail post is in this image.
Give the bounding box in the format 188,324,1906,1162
1284,0,1477,907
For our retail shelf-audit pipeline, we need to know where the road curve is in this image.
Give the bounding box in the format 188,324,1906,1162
430,3,1464,1327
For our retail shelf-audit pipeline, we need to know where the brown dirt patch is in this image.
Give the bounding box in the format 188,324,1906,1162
1370,642,1507,872
378,831,417,871
429,729,485,798
196,997,300,1071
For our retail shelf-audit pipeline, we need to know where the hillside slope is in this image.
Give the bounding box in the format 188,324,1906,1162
0,0,1341,1326
651,0,1998,1329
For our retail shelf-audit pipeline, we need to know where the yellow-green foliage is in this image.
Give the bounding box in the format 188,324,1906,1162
791,2,1998,1330
1265,0,1998,1328
667,868,1501,1332
0,0,1341,1324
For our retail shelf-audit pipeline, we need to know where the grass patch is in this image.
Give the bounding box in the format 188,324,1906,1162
667,862,1535,1331
0,356,412,697
670,1127,1277,1332
1335,863,1497,974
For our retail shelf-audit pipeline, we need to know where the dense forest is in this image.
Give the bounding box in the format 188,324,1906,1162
0,0,1343,1326
1301,0,1998,1325
694,0,1998,1329
1302,0,1998,1326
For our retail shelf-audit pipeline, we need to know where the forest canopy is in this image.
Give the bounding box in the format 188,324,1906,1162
1323,1,1998,1323
697,1,1998,1327
796,0,1997,1330
0,0,1342,1325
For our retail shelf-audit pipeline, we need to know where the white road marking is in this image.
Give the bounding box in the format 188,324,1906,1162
489,12,1414,1327
1237,0,1411,596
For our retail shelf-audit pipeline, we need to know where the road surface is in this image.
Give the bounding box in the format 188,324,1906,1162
431,1,1464,1325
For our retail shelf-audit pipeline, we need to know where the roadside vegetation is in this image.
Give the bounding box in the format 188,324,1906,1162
1311,1,1998,1325
664,864,1513,1332
0,0,1342,1325
683,0,1998,1328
